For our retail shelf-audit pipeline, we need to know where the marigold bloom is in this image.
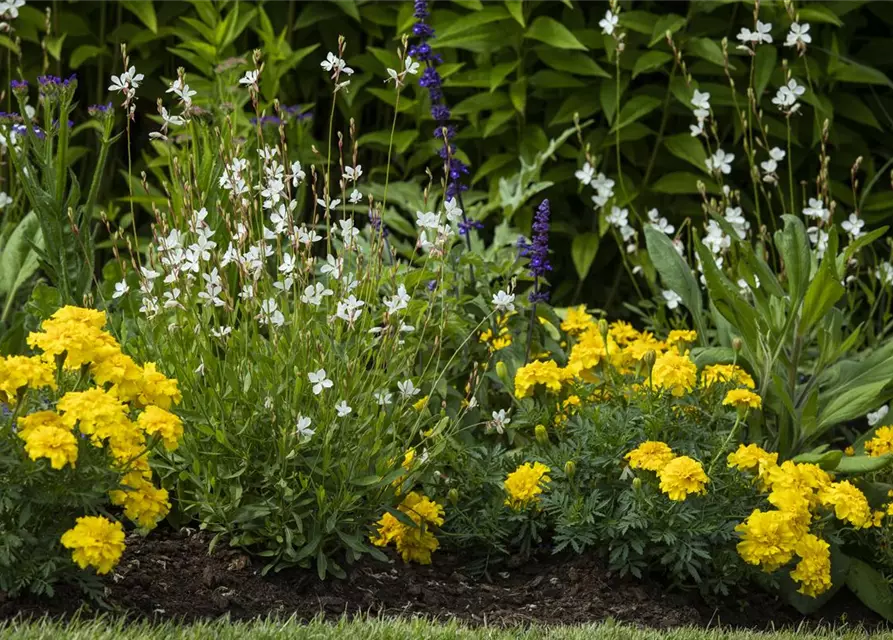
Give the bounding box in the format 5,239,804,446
60,515,126,574
57,388,131,441
657,455,709,500
110,472,171,529
566,328,619,377
764,461,831,508
790,533,832,597
735,509,801,572
723,389,762,410
819,481,874,529
49,306,107,328
136,363,182,409
136,405,183,451
865,426,893,457
16,410,67,439
513,360,567,398
608,320,639,345
727,443,778,473
22,425,78,469
560,305,596,335
93,351,144,403
27,315,119,370
650,350,697,397
0,355,56,402
371,491,444,564
667,329,697,347
504,461,551,509
625,332,667,362
626,441,675,472
701,364,755,389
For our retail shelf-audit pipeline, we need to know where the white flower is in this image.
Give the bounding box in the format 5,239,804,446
160,107,185,127
295,415,315,439
405,56,420,75
0,191,11,209
598,10,618,35
108,66,144,93
878,263,893,286
807,226,829,258
724,206,750,239
335,400,352,417
491,290,515,313
139,296,159,317
317,196,341,210
607,206,629,228
308,369,333,395
259,298,285,327
647,208,674,235
385,284,411,314
785,23,811,48
210,326,232,338
397,379,421,399
691,89,711,111
689,122,704,137
343,165,363,182
296,225,322,246
488,409,511,434
803,197,830,223
320,254,343,278
662,289,683,310
335,294,365,323
339,219,360,243
0,0,25,19
321,51,352,75
240,283,255,300
416,210,440,229
348,189,362,204
444,197,463,224
755,21,773,44
705,149,734,174
374,390,393,406
772,79,805,110
575,162,595,186
868,405,889,427
841,214,865,239
162,288,183,309
301,282,333,306
239,70,259,86
703,220,731,254
112,279,129,299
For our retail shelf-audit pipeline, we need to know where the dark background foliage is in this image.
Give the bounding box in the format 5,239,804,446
4,0,893,312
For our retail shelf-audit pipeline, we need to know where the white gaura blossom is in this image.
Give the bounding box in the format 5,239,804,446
295,415,315,439
841,214,865,239
384,284,411,314
416,210,440,229
760,147,786,181
491,290,515,313
807,226,829,259
785,23,811,48
488,409,511,434
239,70,259,86
878,263,893,286
703,220,731,255
321,51,354,76
397,379,421,399
647,208,674,235
335,295,365,323
301,282,334,306
598,10,618,35
772,79,805,112
335,400,352,417
308,369,333,395
113,280,129,299
259,298,285,327
868,405,889,427
662,290,683,310
444,197,464,224
803,197,830,223
705,149,734,174
606,206,628,228
373,390,393,406
724,207,750,239
108,66,145,94
575,162,595,186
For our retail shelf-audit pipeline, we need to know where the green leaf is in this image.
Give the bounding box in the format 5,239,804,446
651,172,718,195
798,5,844,26
505,0,525,27
618,11,657,35
792,450,843,471
686,37,730,69
610,95,661,132
452,91,510,115
571,233,599,280
834,94,883,130
632,51,673,78
0,35,21,55
835,454,893,475
830,61,893,89
774,215,811,305
847,558,893,621
753,45,777,97
815,381,889,435
357,130,417,154
0,212,44,305
69,44,109,69
45,34,66,61
535,48,610,78
489,62,518,92
525,16,587,51
800,248,845,334
549,91,601,126
509,78,527,114
690,347,737,368
437,6,510,40
122,0,158,33
649,14,687,47
483,109,515,137
644,226,704,335
529,70,585,89
662,134,708,174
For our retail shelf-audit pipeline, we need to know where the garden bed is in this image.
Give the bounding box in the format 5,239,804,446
0,530,884,632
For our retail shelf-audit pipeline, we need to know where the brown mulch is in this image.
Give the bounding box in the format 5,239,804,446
0,530,886,630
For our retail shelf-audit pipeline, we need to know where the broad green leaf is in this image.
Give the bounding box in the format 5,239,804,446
437,5,510,40
686,37,730,69
651,172,719,195
432,23,508,52
45,34,66,61
649,14,686,47
844,226,888,261
632,51,673,78
835,454,893,475
662,134,708,174
690,347,737,368
525,16,587,51
453,91,511,115
753,45,777,97
644,226,703,333
618,11,657,35
847,558,893,621
535,48,610,78
0,212,44,304
774,215,811,305
798,5,844,26
69,44,109,69
549,91,601,126
489,62,519,92
483,109,515,137
509,78,527,114
530,70,586,89
610,95,661,132
834,94,883,130
122,0,158,33
792,450,843,471
800,245,844,333
0,35,20,55
815,381,889,435
571,233,599,280
831,61,893,88
357,130,417,154
505,0,525,27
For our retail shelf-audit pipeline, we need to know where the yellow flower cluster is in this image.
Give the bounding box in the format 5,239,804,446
7,306,184,575
865,427,893,457
480,313,513,352
701,364,755,389
723,389,763,411
729,444,883,597
504,461,552,510
514,360,569,398
650,350,697,397
625,441,709,501
371,491,445,564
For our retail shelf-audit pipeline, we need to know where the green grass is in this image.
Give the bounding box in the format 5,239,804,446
0,617,890,640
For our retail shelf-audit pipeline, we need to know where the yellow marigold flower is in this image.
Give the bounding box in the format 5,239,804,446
845,446,855,456
873,511,885,527
767,489,812,532
625,441,675,472
513,360,567,398
57,388,131,442
27,316,119,370
727,444,778,473
49,306,108,328
819,481,873,529
667,329,698,347
0,355,56,402
136,363,182,409
371,491,444,564
92,352,144,403
16,410,67,439
22,425,78,469
701,364,755,390
562,395,581,414
723,389,762,410
625,333,667,362
735,509,801,572
504,462,551,510
657,456,709,501
560,305,596,335
865,426,893,457
608,320,640,345
107,425,148,469
60,515,126,575
402,448,416,471
413,395,429,411
650,350,697,397
110,472,171,529
136,405,183,451
790,534,832,598
764,461,832,508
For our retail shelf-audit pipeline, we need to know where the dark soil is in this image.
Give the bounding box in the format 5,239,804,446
0,529,886,630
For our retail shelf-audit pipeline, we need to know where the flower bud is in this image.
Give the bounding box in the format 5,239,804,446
597,318,609,340
732,337,743,352
448,488,459,506
632,477,642,490
495,361,509,384
564,460,576,480
535,424,548,444
642,349,656,372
